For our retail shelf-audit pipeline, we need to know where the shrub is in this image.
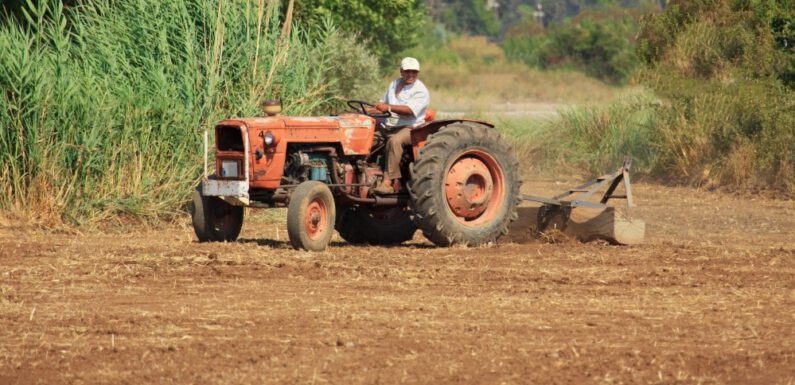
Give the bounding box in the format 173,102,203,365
637,0,795,191
649,79,795,191
542,0,795,193
290,0,426,66
504,6,643,84
311,21,382,111
440,0,500,38
637,0,794,89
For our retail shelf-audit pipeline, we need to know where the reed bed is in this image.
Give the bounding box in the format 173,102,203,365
0,0,357,225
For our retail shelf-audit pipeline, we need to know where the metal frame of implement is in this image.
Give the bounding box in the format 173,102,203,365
522,157,635,231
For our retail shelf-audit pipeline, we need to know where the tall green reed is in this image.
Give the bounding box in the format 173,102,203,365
0,0,347,224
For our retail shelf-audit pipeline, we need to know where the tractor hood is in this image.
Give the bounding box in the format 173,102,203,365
231,114,375,131
212,114,377,189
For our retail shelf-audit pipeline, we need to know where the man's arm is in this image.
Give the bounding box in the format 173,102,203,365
374,103,414,116
378,85,429,117
364,106,381,114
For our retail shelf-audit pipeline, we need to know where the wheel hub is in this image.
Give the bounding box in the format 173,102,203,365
445,157,494,219
305,200,327,239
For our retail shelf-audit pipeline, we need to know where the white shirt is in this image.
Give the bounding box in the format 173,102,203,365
380,78,430,127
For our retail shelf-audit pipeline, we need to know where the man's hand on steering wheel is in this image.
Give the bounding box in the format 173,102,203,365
374,102,389,113
347,100,390,118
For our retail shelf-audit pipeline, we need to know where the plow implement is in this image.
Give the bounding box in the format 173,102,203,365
521,157,645,245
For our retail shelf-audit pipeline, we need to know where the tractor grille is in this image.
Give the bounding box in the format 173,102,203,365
215,125,246,180
216,125,244,152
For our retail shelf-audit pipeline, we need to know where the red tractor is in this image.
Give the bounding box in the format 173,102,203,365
191,100,521,251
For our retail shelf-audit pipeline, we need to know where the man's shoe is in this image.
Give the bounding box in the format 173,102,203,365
372,180,395,195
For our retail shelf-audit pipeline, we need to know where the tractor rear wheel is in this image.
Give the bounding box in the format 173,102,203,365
287,181,336,251
336,206,416,245
409,122,521,246
191,184,244,242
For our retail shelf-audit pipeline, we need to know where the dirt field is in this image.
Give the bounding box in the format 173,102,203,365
1,180,793,384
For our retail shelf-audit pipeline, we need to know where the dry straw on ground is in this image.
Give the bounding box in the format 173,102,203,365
1,181,793,384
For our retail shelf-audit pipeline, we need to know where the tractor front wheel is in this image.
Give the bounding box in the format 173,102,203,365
191,184,244,242
287,181,336,251
409,122,521,246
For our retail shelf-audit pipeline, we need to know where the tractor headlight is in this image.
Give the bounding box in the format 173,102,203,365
263,131,276,146
221,160,239,178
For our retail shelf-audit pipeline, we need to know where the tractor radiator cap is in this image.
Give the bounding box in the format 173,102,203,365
262,100,282,116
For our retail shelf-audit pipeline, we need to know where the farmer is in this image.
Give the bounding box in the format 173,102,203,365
369,57,430,194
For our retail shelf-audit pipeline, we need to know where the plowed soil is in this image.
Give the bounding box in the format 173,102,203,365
1,181,793,384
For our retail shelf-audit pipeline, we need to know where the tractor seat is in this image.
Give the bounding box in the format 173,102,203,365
424,108,436,122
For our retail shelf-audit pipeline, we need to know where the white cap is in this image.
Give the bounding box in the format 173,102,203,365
400,57,420,71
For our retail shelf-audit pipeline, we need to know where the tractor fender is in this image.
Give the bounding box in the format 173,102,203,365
409,119,495,159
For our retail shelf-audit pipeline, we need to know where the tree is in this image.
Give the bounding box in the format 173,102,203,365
291,0,426,66
421,0,662,39
440,0,500,37
504,5,643,83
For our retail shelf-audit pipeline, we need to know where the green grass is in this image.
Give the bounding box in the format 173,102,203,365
525,89,795,193
541,94,659,176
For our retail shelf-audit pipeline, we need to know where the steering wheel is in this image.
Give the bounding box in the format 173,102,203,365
347,99,390,118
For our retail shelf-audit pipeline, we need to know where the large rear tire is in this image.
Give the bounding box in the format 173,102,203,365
191,184,244,242
335,206,417,245
287,181,336,251
409,122,521,246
